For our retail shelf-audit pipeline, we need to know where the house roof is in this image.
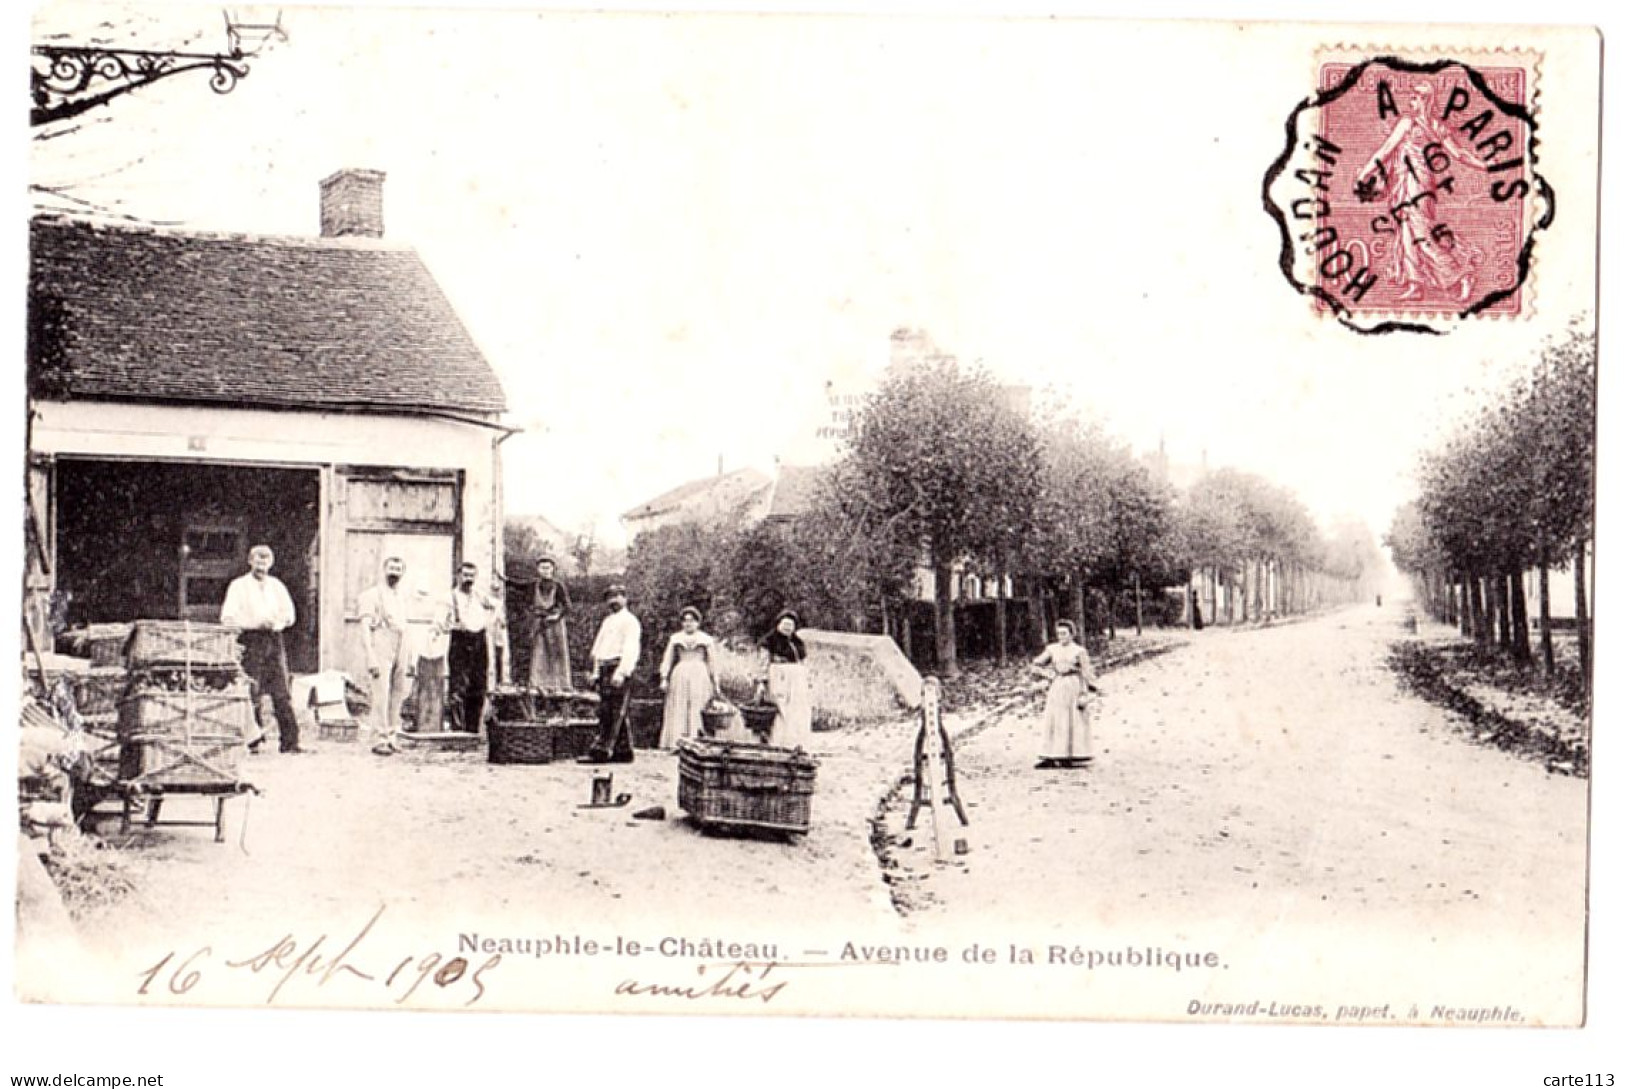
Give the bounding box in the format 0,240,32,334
621,467,772,524
510,513,575,556
765,464,828,519
28,216,507,416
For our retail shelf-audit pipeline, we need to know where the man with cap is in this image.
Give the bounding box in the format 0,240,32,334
581,584,641,764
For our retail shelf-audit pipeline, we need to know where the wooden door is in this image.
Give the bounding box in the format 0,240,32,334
178,520,247,622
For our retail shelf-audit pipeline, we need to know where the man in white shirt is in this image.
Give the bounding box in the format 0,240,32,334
220,544,306,754
445,561,496,734
581,583,641,764
357,556,413,752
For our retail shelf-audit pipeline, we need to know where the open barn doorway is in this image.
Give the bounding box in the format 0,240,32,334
53,458,322,673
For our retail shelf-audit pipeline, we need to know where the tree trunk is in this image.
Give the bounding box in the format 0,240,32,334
1538,557,1554,675
1133,572,1144,637
1475,574,1491,645
1106,587,1116,640
1574,540,1591,695
993,571,1009,665
933,559,957,675
1030,578,1049,650
1071,578,1086,637
1239,562,1249,624
1509,568,1531,662
1465,572,1482,643
1494,573,1511,649
1462,572,1475,640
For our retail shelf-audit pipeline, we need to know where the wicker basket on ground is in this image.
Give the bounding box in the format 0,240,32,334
677,737,818,836
488,720,555,764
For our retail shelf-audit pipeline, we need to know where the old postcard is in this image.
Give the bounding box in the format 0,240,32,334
8,0,1612,1081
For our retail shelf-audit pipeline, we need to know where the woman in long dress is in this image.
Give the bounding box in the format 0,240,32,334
528,557,573,692
657,607,718,748
761,610,812,749
1031,619,1098,769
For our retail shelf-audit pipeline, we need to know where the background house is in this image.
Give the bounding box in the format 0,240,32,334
25,169,510,679
619,466,773,540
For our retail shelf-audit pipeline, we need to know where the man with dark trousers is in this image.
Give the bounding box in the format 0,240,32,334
580,584,640,764
220,544,307,754
445,561,496,733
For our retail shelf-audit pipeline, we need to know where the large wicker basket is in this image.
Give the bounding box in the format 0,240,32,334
65,623,133,667
127,620,242,668
548,720,601,760
488,687,539,723
117,686,251,787
488,720,555,764
677,737,817,835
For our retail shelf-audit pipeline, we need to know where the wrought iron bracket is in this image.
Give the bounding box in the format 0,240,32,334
31,15,284,128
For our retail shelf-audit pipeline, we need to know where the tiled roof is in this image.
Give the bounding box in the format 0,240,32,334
621,467,772,523
28,216,507,416
510,513,575,556
766,464,828,519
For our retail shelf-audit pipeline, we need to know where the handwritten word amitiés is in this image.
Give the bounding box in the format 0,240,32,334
616,961,789,1004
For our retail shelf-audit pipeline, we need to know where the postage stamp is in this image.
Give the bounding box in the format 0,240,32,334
1264,51,1552,334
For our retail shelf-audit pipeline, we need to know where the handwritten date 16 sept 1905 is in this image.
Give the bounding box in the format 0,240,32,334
135,905,503,1008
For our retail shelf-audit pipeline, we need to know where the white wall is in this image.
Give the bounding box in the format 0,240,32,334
36,399,504,676
33,400,501,578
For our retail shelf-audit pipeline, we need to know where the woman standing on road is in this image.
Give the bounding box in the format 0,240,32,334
1031,619,1099,769
761,610,812,749
528,557,573,692
657,607,718,748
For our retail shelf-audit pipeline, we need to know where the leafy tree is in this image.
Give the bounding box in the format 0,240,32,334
843,357,1041,674
1026,417,1115,638
1399,320,1595,682
623,523,741,640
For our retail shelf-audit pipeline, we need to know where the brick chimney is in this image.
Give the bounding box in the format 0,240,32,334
319,168,386,238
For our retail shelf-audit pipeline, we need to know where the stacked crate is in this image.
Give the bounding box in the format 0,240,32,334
117,622,252,789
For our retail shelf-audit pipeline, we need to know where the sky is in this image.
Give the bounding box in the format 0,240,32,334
25,2,1600,556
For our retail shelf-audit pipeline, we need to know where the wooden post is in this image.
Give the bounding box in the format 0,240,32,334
906,677,968,860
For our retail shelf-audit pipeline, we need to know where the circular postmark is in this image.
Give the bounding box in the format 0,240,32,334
1263,55,1553,335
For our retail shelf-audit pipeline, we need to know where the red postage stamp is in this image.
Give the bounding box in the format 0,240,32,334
1264,53,1551,334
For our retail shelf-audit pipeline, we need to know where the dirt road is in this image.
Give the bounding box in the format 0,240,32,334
38,610,1588,1021
876,605,1589,1020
